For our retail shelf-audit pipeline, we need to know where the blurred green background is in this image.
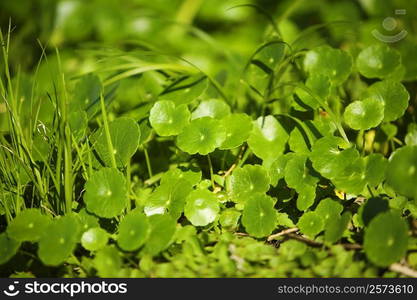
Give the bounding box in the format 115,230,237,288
1,0,417,73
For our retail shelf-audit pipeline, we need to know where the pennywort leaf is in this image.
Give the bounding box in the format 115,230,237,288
84,168,128,218
177,117,226,155
149,100,190,136
184,190,219,226
242,193,277,238
364,211,408,267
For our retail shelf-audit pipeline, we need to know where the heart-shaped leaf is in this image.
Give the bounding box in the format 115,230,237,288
356,44,401,79
117,211,150,251
84,168,128,218
343,98,384,130
149,100,190,136
364,211,408,267
184,189,219,226
177,117,226,155
242,193,277,238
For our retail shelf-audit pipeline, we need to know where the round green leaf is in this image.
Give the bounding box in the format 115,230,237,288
284,155,319,211
93,118,140,167
356,44,401,79
81,227,109,251
276,212,295,228
219,113,253,150
84,168,128,218
365,153,387,187
93,246,122,277
268,153,295,186
365,80,409,122
252,41,285,70
295,74,330,110
297,211,324,238
191,99,230,120
149,100,190,136
117,211,150,251
0,233,20,265
229,164,270,200
143,214,176,256
331,155,367,195
247,115,289,162
310,136,351,179
386,146,417,198
184,190,219,226
315,198,343,226
159,75,208,105
7,209,51,242
144,178,192,220
176,117,226,155
364,211,408,267
38,215,80,266
219,209,241,229
303,45,352,84
343,98,384,130
296,185,316,211
242,193,277,238
78,209,100,232
324,212,351,244
360,197,389,227
284,155,319,192
160,167,202,187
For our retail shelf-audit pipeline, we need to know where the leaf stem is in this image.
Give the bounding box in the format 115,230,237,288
144,147,153,179
100,93,117,169
207,154,215,190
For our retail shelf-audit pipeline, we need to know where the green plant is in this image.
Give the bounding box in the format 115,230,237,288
1,0,417,278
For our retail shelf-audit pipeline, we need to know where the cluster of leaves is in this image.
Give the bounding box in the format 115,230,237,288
1,0,417,278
